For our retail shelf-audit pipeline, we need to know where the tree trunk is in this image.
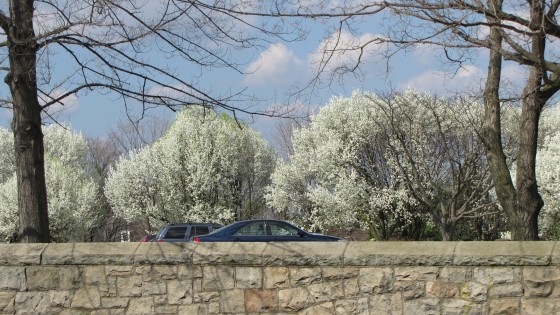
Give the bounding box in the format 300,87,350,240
511,68,545,240
5,0,50,242
482,0,544,240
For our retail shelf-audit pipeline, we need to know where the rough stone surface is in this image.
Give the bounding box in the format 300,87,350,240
0,242,558,314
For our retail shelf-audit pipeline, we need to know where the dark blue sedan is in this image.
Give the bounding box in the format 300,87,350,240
191,219,344,242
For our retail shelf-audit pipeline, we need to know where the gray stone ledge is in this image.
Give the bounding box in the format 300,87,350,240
193,242,267,265
344,241,456,266
453,241,556,266
0,241,558,266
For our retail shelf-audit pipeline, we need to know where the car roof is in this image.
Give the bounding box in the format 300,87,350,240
162,223,222,227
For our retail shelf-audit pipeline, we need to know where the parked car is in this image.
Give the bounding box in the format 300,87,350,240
191,219,344,242
155,223,223,242
139,234,156,242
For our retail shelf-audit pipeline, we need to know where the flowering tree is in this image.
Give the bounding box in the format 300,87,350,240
267,91,499,240
267,92,423,240
0,125,102,242
369,92,498,240
105,107,276,227
536,106,560,239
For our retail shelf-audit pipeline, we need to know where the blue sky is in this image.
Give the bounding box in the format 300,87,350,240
0,4,528,144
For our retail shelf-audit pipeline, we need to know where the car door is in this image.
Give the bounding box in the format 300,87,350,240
268,221,309,241
231,221,270,241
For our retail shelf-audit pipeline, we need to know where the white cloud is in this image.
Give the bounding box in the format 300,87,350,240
243,43,305,86
308,30,386,76
399,65,485,94
411,44,439,66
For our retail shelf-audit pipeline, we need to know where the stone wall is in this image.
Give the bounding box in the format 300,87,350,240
0,241,559,314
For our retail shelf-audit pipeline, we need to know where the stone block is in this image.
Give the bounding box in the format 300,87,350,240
178,303,208,314
58,266,82,290
343,277,360,297
299,301,335,315
167,279,193,305
460,281,487,302
426,281,458,298
442,299,484,315
149,265,177,281
335,298,368,314
245,289,278,313
488,298,519,315
322,267,359,281
101,297,129,308
70,285,101,309
154,304,178,314
25,266,59,291
134,242,193,264
454,242,554,266
474,267,521,285
0,244,46,265
263,267,289,289
488,283,524,298
395,266,439,281
42,243,137,265
15,292,50,314
177,265,202,280
308,280,344,302
116,275,142,297
49,291,72,308
359,267,393,294
344,241,455,266
394,280,425,300
193,242,266,265
521,298,557,315
278,287,312,311
290,267,322,286
369,293,403,315
219,289,245,313
0,267,25,291
439,266,470,283
262,242,346,266
235,267,262,289
126,297,154,314
524,267,560,297
403,298,440,315
202,266,234,291
142,280,166,296
0,291,15,313
105,265,133,277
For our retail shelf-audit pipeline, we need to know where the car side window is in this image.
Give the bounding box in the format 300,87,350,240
190,226,210,238
164,226,188,239
269,222,299,236
234,222,266,236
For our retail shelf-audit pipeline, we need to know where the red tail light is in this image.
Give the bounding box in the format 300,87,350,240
157,240,164,243
193,237,201,243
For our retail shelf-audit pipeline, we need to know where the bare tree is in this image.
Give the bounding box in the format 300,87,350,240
0,0,298,242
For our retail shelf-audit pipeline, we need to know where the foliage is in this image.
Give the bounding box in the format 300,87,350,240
267,92,424,240
0,125,102,242
105,106,276,227
267,91,501,240
536,106,560,239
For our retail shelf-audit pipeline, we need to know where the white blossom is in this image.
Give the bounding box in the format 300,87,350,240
0,125,102,242
105,107,276,226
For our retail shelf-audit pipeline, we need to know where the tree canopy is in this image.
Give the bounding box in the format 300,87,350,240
0,125,102,242
105,106,276,227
